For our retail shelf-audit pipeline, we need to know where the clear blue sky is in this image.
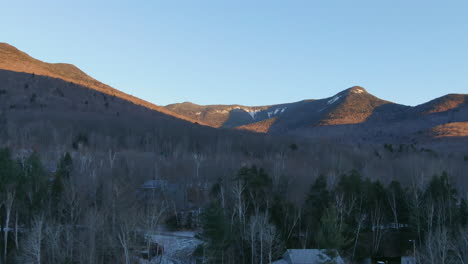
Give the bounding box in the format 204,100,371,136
2,0,467,106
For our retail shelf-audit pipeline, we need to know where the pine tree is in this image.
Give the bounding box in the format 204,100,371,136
50,153,73,218
22,152,48,215
198,202,231,263
316,206,347,250
237,166,272,213
304,175,330,246
460,198,468,227
56,152,73,179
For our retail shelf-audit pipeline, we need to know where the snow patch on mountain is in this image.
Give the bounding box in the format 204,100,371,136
267,107,287,118
352,88,365,94
247,110,260,120
327,95,341,105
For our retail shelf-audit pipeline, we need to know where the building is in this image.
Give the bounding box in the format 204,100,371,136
361,256,415,264
138,179,181,203
272,249,344,264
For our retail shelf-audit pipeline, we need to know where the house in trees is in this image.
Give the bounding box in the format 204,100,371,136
272,249,344,264
361,256,415,264
359,231,416,264
138,179,179,201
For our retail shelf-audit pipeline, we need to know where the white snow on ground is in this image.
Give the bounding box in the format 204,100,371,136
168,231,197,238
147,231,202,264
138,256,177,264
247,110,259,120
352,88,364,93
195,112,201,116
327,95,341,105
266,107,287,118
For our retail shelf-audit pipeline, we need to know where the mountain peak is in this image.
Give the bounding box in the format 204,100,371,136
319,86,392,126
330,86,369,100
345,86,368,94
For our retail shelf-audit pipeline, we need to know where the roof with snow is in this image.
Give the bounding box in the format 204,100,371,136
272,259,288,264
273,249,344,264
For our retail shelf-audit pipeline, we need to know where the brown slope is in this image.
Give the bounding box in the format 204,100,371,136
164,87,401,133
429,122,468,138
318,86,392,126
415,94,467,115
234,117,278,133
0,42,204,125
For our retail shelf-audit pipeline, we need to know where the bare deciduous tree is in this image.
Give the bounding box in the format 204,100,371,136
22,216,44,264
3,189,15,263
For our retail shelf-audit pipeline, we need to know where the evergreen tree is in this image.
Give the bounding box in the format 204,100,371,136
56,152,73,179
460,198,468,227
0,148,21,263
0,148,20,190
335,170,365,230
424,171,458,228
198,202,231,263
237,166,272,213
336,170,363,201
270,193,299,247
316,206,347,250
21,152,48,215
50,153,73,218
304,175,330,246
386,180,410,225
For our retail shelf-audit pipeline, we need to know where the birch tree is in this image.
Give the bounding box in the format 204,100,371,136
22,216,44,264
3,189,15,263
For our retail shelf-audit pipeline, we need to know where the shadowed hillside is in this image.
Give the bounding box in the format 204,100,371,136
0,42,203,124
165,102,270,128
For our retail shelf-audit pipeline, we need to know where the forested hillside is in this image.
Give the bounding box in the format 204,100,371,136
0,43,467,263
0,150,467,263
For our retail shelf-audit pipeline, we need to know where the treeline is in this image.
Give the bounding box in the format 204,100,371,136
1,147,467,264
197,166,468,264
0,148,167,264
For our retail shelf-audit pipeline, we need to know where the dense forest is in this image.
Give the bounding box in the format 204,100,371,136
0,148,467,263
197,167,468,264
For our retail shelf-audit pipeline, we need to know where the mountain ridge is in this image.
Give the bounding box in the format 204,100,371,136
0,42,205,125
1,43,467,147
165,86,467,136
